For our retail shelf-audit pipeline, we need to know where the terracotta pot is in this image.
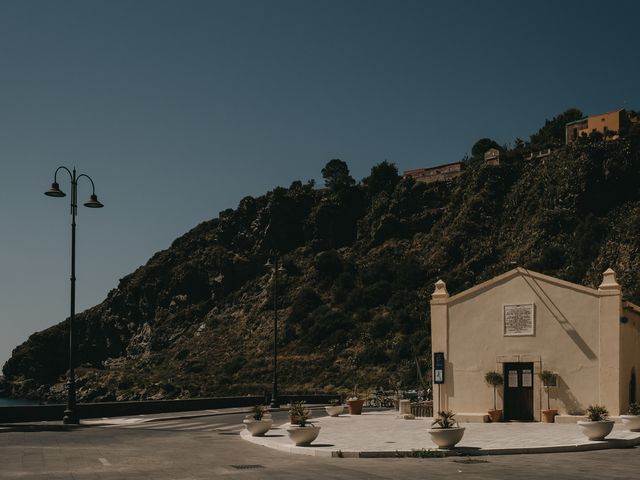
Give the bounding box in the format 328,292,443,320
488,409,502,422
347,399,365,415
541,409,558,423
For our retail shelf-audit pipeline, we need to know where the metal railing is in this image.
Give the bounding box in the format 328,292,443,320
410,401,433,418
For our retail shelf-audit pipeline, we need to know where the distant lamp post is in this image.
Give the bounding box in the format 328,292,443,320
265,253,285,408
45,166,103,424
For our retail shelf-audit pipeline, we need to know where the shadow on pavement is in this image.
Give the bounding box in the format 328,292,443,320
0,423,83,432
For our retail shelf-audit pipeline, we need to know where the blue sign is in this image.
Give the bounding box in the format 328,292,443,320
434,352,445,384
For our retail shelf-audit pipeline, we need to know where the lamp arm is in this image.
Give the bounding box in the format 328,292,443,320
76,173,97,194
54,166,73,183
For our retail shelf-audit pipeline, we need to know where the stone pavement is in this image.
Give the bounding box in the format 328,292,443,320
241,411,640,457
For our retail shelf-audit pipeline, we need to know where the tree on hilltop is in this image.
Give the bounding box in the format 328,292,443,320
362,160,400,195
322,159,355,192
530,108,583,147
471,138,501,157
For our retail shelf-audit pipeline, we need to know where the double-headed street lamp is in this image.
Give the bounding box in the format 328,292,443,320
45,166,103,424
265,253,285,408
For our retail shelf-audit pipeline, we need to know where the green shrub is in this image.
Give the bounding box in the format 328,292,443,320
586,404,609,421
288,288,322,324
184,360,206,373
360,344,389,364
222,356,245,375
331,272,355,303
314,250,343,278
371,314,393,339
304,307,353,345
627,402,640,415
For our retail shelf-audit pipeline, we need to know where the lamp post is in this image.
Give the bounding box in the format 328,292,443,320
265,253,285,408
44,166,103,424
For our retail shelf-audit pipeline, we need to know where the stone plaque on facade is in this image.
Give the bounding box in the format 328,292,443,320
503,303,535,336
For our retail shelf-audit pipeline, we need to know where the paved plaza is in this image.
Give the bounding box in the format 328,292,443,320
2,409,640,479
242,410,640,457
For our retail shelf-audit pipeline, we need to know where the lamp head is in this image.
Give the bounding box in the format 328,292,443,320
84,193,104,208
44,182,66,197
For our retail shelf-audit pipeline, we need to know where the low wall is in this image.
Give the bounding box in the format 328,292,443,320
0,394,338,423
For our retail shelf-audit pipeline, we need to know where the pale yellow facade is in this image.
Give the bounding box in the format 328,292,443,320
430,268,640,421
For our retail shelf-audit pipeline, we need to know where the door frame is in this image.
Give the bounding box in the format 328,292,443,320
503,362,534,421
495,354,541,421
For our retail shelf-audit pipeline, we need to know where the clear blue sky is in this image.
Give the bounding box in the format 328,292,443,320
1,0,638,368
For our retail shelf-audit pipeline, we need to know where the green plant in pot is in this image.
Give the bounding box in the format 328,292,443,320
577,404,614,440
288,400,312,425
539,370,558,423
325,398,344,417
242,405,273,436
620,402,640,432
286,401,321,446
484,371,503,422
427,410,465,449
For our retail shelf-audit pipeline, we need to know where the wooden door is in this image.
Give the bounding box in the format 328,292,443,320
503,363,534,421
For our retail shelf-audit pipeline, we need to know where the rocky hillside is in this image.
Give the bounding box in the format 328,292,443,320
3,109,640,402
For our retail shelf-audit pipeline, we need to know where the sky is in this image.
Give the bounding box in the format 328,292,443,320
0,0,639,369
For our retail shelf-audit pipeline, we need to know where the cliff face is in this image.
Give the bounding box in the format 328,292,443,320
3,128,640,402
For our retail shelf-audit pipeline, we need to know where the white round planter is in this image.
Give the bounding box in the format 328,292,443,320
427,427,465,449
243,418,273,436
620,415,640,432
286,425,321,446
577,420,615,440
324,405,345,417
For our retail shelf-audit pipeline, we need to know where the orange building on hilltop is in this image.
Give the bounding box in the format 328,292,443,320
565,109,633,144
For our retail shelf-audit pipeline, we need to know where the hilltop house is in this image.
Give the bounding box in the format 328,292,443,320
484,148,500,166
403,162,464,184
430,268,640,421
565,109,638,144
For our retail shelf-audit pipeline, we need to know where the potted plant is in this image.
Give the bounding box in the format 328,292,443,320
346,385,365,415
484,371,503,422
243,405,273,436
539,370,558,423
288,400,312,425
577,405,615,440
620,402,640,432
286,401,321,446
324,398,344,417
427,410,465,449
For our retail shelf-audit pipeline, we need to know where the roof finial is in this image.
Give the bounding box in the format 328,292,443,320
599,268,620,291
432,279,449,298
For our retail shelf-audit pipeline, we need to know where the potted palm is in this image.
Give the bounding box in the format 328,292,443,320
324,398,344,417
427,410,465,449
620,402,640,432
484,371,503,422
243,405,273,436
577,405,614,440
288,400,312,425
539,370,558,423
286,401,321,446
